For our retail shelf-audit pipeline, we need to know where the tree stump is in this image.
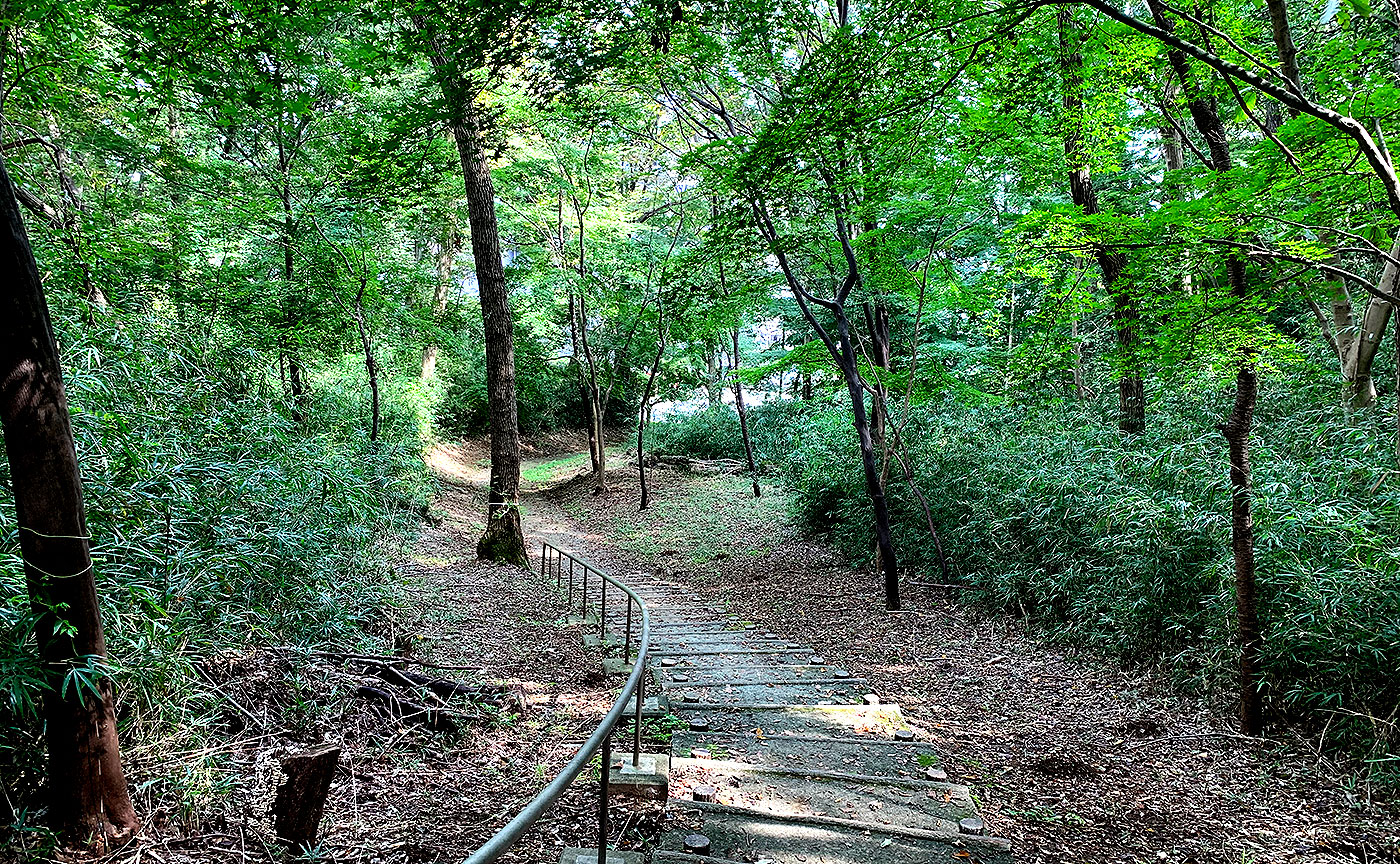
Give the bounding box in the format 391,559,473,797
271,745,341,850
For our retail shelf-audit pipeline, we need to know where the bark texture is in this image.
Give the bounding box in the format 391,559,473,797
1222,365,1263,736
418,21,526,564
0,157,140,845
1150,0,1265,733
271,746,341,849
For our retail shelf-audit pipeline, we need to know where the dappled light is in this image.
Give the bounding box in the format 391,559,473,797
3,0,1399,860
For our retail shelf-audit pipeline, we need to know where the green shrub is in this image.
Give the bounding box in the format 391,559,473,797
650,383,1400,777
647,399,819,464
0,310,431,821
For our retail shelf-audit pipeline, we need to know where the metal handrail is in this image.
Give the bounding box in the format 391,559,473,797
465,541,652,864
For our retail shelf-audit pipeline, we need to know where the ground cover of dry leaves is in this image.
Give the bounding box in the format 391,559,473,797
31,444,1398,864
544,464,1399,864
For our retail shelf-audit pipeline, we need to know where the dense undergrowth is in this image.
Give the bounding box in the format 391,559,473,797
0,304,432,838
648,385,1400,787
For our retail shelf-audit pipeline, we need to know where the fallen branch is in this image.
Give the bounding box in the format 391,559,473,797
1126,732,1272,750
354,685,458,733
363,660,510,702
302,649,486,673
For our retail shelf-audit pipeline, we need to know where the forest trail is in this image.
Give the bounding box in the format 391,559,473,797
458,453,1014,863
483,455,1395,862
596,570,1011,863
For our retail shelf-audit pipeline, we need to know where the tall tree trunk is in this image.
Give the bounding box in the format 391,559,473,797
731,328,761,498
1059,8,1145,433
754,199,900,609
0,157,139,846
421,220,458,381
836,312,900,611
1151,0,1263,733
1222,363,1263,736
417,22,526,564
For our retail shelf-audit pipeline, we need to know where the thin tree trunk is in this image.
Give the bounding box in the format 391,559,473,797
417,21,526,563
568,291,601,478
0,156,140,846
731,328,761,498
577,294,608,495
1151,0,1263,733
1059,8,1145,433
752,197,899,610
354,282,380,444
287,355,306,422
639,312,666,510
1072,318,1089,400
836,312,901,611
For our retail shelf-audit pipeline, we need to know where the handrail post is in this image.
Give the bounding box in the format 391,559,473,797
462,544,652,864
624,597,632,662
600,571,607,639
541,541,547,578
579,560,587,619
633,666,643,768
598,729,611,864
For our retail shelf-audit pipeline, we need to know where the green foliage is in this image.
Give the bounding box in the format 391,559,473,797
677,385,1399,780
647,400,817,465
0,307,431,826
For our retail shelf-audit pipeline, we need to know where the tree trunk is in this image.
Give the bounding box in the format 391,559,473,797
835,312,901,611
575,295,608,495
287,354,306,423
1059,8,1145,433
754,198,899,610
0,156,139,846
1151,0,1264,733
417,22,526,564
639,314,666,510
568,291,602,479
705,350,723,406
1071,318,1089,400
421,220,458,381
731,328,761,498
1222,363,1263,736
353,281,380,444
1345,255,1399,407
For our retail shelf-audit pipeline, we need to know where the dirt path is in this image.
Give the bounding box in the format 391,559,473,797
124,444,1392,864
527,462,1399,864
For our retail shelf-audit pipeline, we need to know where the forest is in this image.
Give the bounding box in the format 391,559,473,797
2,0,1400,858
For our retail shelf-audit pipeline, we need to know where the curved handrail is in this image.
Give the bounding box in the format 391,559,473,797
465,542,651,864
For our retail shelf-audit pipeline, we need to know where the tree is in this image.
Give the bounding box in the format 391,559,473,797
1056,8,1145,433
414,16,528,564
0,156,139,846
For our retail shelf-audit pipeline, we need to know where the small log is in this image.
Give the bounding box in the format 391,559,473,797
271,745,341,850
395,668,501,700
